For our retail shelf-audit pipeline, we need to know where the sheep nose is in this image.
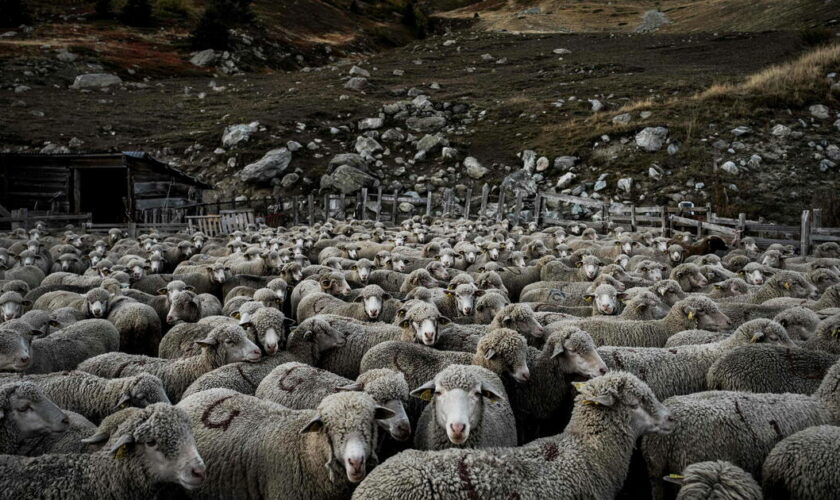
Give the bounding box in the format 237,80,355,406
449,423,466,436
347,457,364,472
61,415,70,425
18,355,30,364
190,466,206,482
599,366,608,375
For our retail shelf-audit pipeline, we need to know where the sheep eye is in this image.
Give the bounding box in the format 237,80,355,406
434,391,441,396
146,439,157,447
17,405,31,412
225,339,234,345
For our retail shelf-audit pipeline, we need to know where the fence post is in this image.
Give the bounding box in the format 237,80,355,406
391,189,399,225
307,195,315,226
629,204,637,232
127,222,137,238
463,186,472,220
480,184,489,218
800,210,812,257
426,190,432,217
533,193,542,226
696,218,703,237
376,187,383,222
813,208,822,229
340,194,347,220
361,188,368,220
496,189,506,223
659,206,667,236
292,196,299,225
512,192,523,227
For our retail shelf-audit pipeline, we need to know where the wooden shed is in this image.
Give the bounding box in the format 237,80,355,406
0,152,212,224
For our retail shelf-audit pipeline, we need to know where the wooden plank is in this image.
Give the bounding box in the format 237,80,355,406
361,188,369,220
480,184,489,217
812,227,840,236
496,190,505,223
533,193,542,226
512,192,523,226
744,223,800,232
391,189,398,225
464,187,472,220
813,209,822,229
801,210,811,257
812,233,840,243
539,192,605,209
292,196,299,225
308,195,315,226
426,190,432,217
629,204,637,231
375,187,383,223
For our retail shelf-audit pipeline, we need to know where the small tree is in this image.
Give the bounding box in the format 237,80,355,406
120,0,153,26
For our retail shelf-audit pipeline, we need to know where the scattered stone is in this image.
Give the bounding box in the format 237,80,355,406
190,49,217,67
393,69,404,76
348,65,370,78
502,169,538,196
556,172,576,188
731,126,751,136
68,137,83,148
358,117,384,130
56,50,77,62
443,40,457,47
280,173,300,187
344,77,369,91
441,147,458,160
667,143,679,155
399,202,414,213
521,150,537,171
239,148,292,183
640,111,653,119
535,156,550,172
810,104,830,120
464,157,488,179
40,143,70,154
771,124,791,137
222,121,259,147
329,153,366,172
70,73,122,89
416,134,444,153
635,127,668,152
405,116,446,132
648,166,662,180
617,177,633,193
819,159,836,172
481,54,494,61
612,113,632,124
552,48,571,55
286,141,302,152
589,99,604,112
355,136,383,157
720,161,739,175
381,129,405,142
593,180,607,191
326,165,378,193
13,85,29,93
826,145,840,161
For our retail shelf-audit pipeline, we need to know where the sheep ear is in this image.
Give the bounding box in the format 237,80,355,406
353,295,365,303
230,311,241,320
185,286,195,292
373,406,396,420
443,289,455,296
581,391,616,407
410,381,436,401
335,382,364,392
576,261,583,268
107,434,134,456
583,294,594,303
157,288,168,295
662,474,685,486
438,316,451,325
475,290,485,297
283,318,296,327
382,293,392,301
114,394,132,410
80,430,111,445
48,319,61,328
399,319,410,328
484,348,497,360
299,415,324,434
783,282,791,290
479,383,502,403
195,336,218,348
240,321,254,329
21,300,31,307
551,342,565,358
683,306,696,320
713,284,722,290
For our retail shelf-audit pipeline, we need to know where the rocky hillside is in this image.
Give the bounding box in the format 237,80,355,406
1,1,839,224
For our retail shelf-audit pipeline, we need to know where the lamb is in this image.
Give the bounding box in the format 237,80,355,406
177,389,394,499
774,306,821,340
0,403,207,498
641,357,840,498
78,324,262,401
706,345,838,395
803,313,840,353
179,316,347,399
351,371,673,500
256,363,411,442
298,285,391,322
764,283,840,311
597,319,795,400
722,270,818,304
3,369,170,426
564,296,731,347
664,461,761,500
412,365,516,450
0,380,70,454
761,425,840,499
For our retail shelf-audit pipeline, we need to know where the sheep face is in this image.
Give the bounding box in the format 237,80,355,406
584,285,623,315
197,326,261,364
1,381,69,437
208,266,231,285
352,261,373,284
58,254,80,272
474,293,508,324
446,284,483,316
614,254,631,270
626,291,669,320
400,303,450,346
166,293,200,325
494,305,545,341
636,261,664,282
667,245,685,265
84,289,111,318
547,328,607,379
0,292,29,321
711,278,749,298
773,273,818,299
122,374,171,408
319,275,352,298
375,397,411,442
479,329,530,383
574,373,673,435
355,286,390,320
425,262,450,281
297,319,346,352
300,392,393,483
672,264,708,292
0,326,35,371
438,250,456,268
761,251,784,268
677,298,730,331
809,269,840,293
577,255,602,281
147,257,165,275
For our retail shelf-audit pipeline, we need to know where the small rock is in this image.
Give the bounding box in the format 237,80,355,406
344,77,369,91
819,159,836,172
826,144,840,161
720,161,739,175
348,65,370,78
521,150,537,171
771,124,791,137
393,69,404,76
617,177,633,193
355,136,383,157
589,99,604,112
464,157,488,179
612,113,632,125
640,111,653,119
443,40,457,47
553,156,578,171
399,202,414,213
239,148,292,183
222,121,259,147
552,48,571,55
405,116,446,132
325,165,378,193
286,141,302,152
667,143,679,155
535,156,550,172
40,143,70,154
810,104,830,120
648,166,662,180
280,172,300,187
190,49,217,67
593,180,607,191
556,172,576,188
358,117,384,130
731,126,751,136
635,127,668,152
56,49,77,62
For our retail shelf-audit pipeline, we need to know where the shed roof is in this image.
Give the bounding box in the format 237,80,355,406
0,152,213,189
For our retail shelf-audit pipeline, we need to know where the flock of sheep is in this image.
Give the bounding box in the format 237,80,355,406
0,217,839,499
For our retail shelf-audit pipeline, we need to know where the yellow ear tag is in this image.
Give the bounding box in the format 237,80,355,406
119,402,128,410
668,474,684,480
833,328,840,338
419,390,433,401
581,399,600,406
115,444,128,460
584,296,593,303
572,381,586,391
687,311,696,320
784,282,791,290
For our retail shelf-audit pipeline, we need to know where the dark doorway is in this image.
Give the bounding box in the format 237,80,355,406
78,168,128,223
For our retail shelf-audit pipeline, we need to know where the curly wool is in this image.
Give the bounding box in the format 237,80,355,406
804,314,840,354
674,461,761,500
26,319,120,374
706,345,838,394
762,425,840,499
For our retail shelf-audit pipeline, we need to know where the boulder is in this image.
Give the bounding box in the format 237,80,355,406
327,165,378,193
238,148,292,183
464,157,488,179
329,153,367,172
405,116,446,133
635,127,668,152
355,136,383,157
190,49,217,67
344,77,369,91
501,169,538,197
70,73,122,89
771,124,791,137
810,104,830,120
222,122,259,147
358,117,384,130
553,156,578,170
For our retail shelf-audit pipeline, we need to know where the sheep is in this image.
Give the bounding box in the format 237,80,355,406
664,461,761,500
412,365,515,450
14,408,96,456
33,287,112,318
761,425,840,499
318,305,451,379
3,264,46,290
0,290,31,323
764,283,840,311
351,371,673,500
437,303,546,351
432,283,484,318
298,285,391,322
774,306,821,341
179,316,347,399
473,291,510,324
670,263,710,292
164,291,223,326
564,296,731,347
178,389,394,499
664,330,730,347
723,270,818,304
519,274,626,305
625,279,687,307
256,363,411,442
0,403,207,498
0,318,119,374
641,357,840,498
289,272,352,317
106,297,163,356
504,325,608,440
706,345,838,395
157,322,216,359
0,380,70,454
706,277,753,299
803,313,840,353
78,324,262,401
597,319,795,400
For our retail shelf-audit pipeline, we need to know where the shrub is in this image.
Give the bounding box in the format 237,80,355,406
120,0,153,25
